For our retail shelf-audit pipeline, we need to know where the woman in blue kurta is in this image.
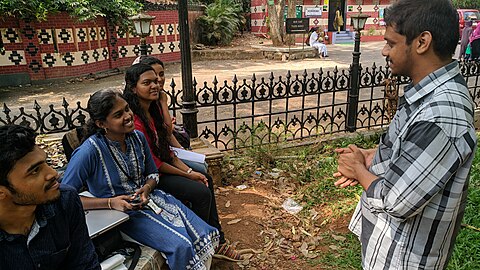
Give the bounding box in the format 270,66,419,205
62,89,219,270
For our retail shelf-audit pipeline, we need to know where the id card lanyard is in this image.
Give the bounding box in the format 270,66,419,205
103,134,141,188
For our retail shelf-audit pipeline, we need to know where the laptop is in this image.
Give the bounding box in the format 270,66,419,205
85,209,129,239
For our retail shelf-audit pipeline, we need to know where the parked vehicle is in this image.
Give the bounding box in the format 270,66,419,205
458,9,479,33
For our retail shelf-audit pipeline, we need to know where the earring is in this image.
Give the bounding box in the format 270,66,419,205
103,128,108,135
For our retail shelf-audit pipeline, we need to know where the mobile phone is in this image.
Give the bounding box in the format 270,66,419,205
130,194,142,205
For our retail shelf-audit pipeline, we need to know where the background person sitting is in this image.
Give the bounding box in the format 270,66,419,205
0,125,100,270
308,27,328,58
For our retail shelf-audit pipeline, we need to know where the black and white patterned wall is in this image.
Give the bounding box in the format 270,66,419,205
0,28,27,67
37,26,110,68
115,23,180,60
0,13,181,80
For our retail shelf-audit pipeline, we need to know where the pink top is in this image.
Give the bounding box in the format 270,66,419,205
470,26,480,43
134,115,172,169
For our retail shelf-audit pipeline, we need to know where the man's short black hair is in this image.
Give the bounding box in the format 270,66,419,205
0,125,37,187
384,0,459,59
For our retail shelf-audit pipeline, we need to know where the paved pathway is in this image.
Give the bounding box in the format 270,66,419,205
0,41,387,108
0,41,461,111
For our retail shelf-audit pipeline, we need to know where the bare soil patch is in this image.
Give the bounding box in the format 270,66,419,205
211,166,355,270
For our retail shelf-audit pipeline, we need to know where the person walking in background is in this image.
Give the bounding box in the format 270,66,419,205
308,27,328,58
334,7,344,33
0,125,100,270
62,90,219,270
469,24,480,59
459,20,473,60
333,0,476,269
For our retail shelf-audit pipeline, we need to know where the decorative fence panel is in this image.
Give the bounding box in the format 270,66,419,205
1,60,479,151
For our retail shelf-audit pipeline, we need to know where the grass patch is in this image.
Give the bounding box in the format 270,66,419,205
447,142,480,270
309,232,361,269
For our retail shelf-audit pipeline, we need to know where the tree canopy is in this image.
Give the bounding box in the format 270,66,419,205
0,0,142,27
451,0,478,9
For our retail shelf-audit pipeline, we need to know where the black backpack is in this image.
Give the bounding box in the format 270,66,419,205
92,228,141,270
173,124,191,150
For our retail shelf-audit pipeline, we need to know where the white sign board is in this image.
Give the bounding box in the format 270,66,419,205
305,7,322,17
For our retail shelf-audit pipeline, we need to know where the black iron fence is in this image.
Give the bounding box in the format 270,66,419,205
1,60,479,151
187,64,395,150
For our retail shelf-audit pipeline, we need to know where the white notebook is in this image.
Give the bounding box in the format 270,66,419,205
171,147,206,164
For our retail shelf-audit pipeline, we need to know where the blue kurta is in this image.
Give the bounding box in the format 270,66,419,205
62,130,219,270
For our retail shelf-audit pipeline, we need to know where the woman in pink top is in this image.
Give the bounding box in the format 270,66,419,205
469,25,480,43
469,25,480,59
122,63,243,262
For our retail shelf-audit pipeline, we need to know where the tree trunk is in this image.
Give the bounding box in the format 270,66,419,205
284,0,296,45
267,0,286,46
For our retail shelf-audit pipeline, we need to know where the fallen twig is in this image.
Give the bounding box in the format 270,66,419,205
461,223,480,232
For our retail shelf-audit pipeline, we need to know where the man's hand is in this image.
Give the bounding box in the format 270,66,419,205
333,145,378,190
332,172,358,188
337,145,366,179
335,146,376,168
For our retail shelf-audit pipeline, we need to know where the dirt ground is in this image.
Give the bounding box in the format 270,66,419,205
210,167,353,270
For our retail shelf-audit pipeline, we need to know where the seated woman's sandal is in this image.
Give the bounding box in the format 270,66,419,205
213,242,245,262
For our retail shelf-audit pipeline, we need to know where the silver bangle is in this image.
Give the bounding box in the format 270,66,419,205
186,168,193,174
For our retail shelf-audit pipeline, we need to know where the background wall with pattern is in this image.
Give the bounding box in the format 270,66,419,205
0,10,202,85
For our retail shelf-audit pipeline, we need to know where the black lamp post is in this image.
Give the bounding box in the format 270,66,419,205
346,12,370,132
129,13,155,56
178,0,198,138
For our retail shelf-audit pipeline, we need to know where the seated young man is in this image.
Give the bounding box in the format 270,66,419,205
0,125,100,270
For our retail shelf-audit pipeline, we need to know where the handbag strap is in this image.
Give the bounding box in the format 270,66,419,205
127,243,141,270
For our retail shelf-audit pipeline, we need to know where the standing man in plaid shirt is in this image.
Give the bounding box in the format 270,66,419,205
334,0,477,269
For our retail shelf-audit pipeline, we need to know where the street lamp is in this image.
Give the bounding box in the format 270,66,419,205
178,0,198,138
346,12,370,132
129,12,155,56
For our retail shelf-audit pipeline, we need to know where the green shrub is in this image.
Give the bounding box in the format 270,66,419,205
196,0,245,45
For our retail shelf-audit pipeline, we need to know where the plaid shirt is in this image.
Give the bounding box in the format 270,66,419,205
349,61,477,270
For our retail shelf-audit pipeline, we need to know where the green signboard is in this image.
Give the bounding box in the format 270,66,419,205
284,5,303,19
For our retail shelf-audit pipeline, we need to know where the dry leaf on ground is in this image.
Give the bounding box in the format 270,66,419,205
227,218,242,225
